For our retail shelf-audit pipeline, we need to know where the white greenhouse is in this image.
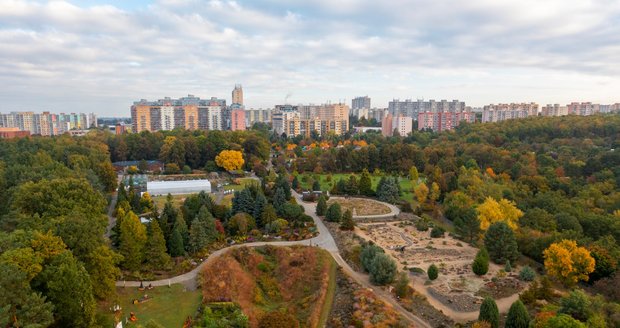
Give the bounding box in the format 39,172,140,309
146,179,211,196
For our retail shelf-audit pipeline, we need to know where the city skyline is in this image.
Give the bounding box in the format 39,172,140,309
1,0,620,115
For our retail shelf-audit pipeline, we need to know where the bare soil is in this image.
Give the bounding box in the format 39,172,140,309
327,197,391,216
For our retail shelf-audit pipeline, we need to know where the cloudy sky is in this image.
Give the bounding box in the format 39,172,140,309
1,0,619,116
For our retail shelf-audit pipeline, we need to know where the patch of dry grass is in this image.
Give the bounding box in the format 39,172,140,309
328,198,391,216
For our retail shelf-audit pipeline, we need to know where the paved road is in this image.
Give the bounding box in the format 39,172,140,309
116,190,431,328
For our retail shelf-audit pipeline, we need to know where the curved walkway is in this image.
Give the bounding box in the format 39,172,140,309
328,196,400,220
116,191,430,328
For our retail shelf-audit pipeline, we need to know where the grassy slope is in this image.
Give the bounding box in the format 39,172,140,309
318,256,337,327
200,246,335,328
298,173,415,202
98,284,201,327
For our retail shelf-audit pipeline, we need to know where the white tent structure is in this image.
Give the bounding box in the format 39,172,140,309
146,179,211,196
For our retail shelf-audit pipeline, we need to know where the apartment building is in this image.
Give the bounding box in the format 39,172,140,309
232,84,243,105
245,108,272,127
352,96,371,110
230,104,245,131
131,95,227,132
272,103,350,137
416,100,474,132
382,114,412,137
541,104,568,117
567,102,599,116
482,103,539,123
0,111,95,136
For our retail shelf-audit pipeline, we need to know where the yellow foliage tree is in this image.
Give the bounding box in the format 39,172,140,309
476,197,523,231
414,183,429,204
429,182,441,203
543,239,595,286
215,150,244,171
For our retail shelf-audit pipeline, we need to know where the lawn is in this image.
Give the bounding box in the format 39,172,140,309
318,255,337,327
298,173,415,202
152,194,193,210
100,284,201,327
223,177,259,192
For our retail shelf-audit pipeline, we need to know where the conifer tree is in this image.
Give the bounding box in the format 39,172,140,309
340,209,355,230
145,220,170,269
189,218,209,253
358,169,373,196
119,211,147,271
478,297,500,328
261,204,278,226
168,227,185,257
505,300,530,328
326,203,342,222
316,195,327,216
484,221,519,264
473,248,490,276
427,264,439,280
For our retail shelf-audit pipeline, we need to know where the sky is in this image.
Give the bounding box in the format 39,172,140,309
0,0,619,116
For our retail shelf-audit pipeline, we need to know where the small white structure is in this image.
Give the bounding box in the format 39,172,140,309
146,179,211,196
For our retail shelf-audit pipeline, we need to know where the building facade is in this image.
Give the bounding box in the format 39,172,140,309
232,84,243,105
131,95,227,132
382,114,413,137
541,104,568,117
567,102,599,116
352,96,371,110
272,103,350,137
245,108,272,127
0,111,96,136
482,103,538,123
417,101,475,132
230,105,246,131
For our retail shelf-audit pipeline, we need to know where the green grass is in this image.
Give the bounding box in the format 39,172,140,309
152,194,193,210
318,255,337,327
223,177,258,192
297,173,415,202
101,284,201,327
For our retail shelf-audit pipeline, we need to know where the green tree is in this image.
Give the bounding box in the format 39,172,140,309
369,253,397,285
359,169,373,196
478,297,499,328
454,208,480,243
168,227,185,257
558,289,590,322
325,203,342,222
189,218,210,253
145,220,170,269
173,216,190,250
261,204,278,227
427,264,439,280
39,252,96,328
484,222,519,264
84,246,122,300
376,176,400,204
0,263,54,328
340,209,355,230
505,300,530,328
472,248,489,276
519,266,536,281
119,211,147,271
409,166,419,183
228,213,256,236
504,260,512,272
360,244,383,272
273,187,287,215
312,179,321,191
543,314,586,328
316,195,327,216
520,208,556,232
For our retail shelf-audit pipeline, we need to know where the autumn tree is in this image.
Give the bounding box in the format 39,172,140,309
476,197,523,231
215,150,244,171
429,182,440,203
409,166,419,184
414,183,429,204
85,246,122,300
543,239,595,286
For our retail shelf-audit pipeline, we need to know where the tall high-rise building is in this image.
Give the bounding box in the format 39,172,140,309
272,103,349,137
541,104,568,117
352,96,371,110
232,84,243,105
131,95,226,132
230,104,246,131
416,100,474,132
567,102,599,116
382,114,412,137
245,108,273,127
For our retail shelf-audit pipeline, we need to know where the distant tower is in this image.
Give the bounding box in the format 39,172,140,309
232,84,243,105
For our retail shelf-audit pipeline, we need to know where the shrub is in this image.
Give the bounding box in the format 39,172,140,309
316,195,327,215
369,253,397,285
258,311,299,328
478,297,499,328
430,226,445,238
325,203,342,222
415,219,429,231
360,244,383,272
518,266,535,281
472,248,489,276
427,264,438,280
504,260,512,272
505,300,530,328
394,272,410,298
558,289,591,322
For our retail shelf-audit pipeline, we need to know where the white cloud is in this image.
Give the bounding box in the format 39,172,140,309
0,0,618,115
